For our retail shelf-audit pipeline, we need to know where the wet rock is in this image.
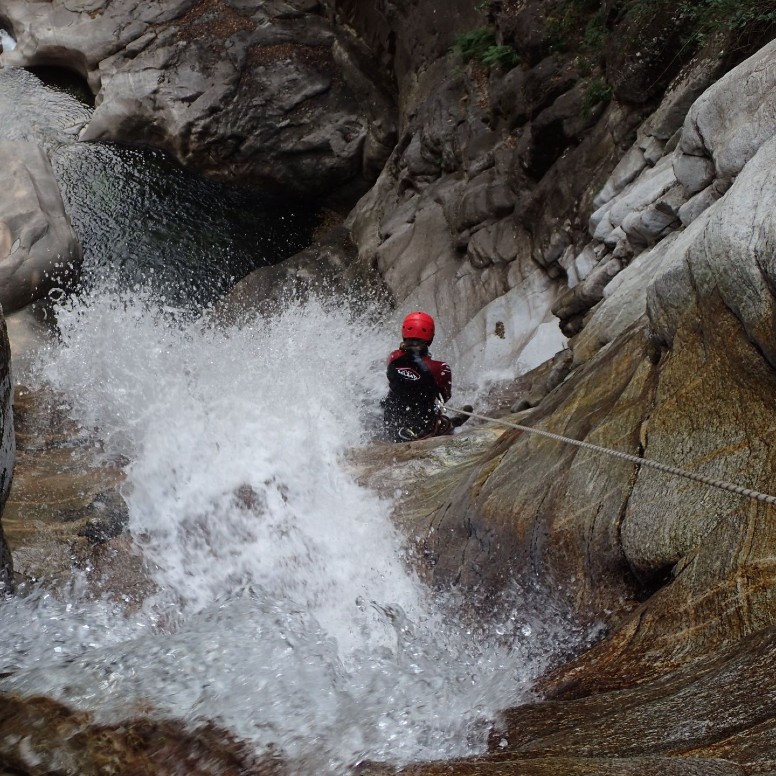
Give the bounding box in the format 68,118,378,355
387,755,744,775
1,0,395,200
217,224,391,322
359,258,776,773
0,141,81,313
396,323,655,624
0,694,283,775
0,314,14,593
350,52,776,767
2,383,147,601
510,348,573,412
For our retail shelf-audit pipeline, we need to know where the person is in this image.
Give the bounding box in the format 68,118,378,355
383,311,469,442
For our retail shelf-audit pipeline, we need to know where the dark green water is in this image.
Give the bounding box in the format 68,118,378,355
53,142,317,308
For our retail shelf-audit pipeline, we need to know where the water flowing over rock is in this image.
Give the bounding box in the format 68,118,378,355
0,67,91,311
6,0,776,773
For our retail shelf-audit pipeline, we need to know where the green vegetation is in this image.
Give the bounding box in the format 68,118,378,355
582,77,612,118
545,0,605,55
675,0,776,51
452,27,494,62
547,0,776,59
451,27,520,70
481,44,521,70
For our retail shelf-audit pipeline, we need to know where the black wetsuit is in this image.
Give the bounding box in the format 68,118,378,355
383,347,451,442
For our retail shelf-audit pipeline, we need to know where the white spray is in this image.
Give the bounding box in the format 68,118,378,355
0,286,568,771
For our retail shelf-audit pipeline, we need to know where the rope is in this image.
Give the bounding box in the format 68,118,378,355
447,405,776,506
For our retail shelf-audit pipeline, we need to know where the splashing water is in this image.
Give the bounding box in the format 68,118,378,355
40,289,421,645
0,60,591,772
0,285,579,771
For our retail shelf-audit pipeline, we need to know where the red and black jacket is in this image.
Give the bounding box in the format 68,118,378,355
383,347,452,441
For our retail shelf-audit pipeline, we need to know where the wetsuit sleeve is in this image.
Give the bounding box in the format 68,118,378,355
435,361,452,402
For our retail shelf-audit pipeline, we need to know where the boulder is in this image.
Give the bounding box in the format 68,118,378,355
1,0,396,199
649,134,776,369
217,224,390,322
568,39,776,366
591,155,678,246
0,140,81,313
677,38,776,185
0,694,272,775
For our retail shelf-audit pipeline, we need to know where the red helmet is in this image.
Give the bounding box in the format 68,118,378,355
402,311,435,343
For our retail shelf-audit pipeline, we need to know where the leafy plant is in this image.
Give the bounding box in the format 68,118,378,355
677,0,776,47
582,9,606,50
452,27,496,63
621,0,776,56
482,44,521,69
452,27,520,70
582,77,612,117
546,0,605,54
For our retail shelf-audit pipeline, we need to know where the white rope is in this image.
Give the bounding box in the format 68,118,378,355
447,406,776,506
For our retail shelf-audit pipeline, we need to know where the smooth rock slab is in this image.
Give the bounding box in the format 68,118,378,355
0,140,81,313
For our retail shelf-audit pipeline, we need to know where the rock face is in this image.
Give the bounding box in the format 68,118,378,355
0,0,396,200
0,315,14,592
350,32,776,776
0,141,81,313
574,39,776,363
317,0,654,376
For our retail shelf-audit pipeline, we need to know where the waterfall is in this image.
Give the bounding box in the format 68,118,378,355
0,64,586,773
0,285,566,771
